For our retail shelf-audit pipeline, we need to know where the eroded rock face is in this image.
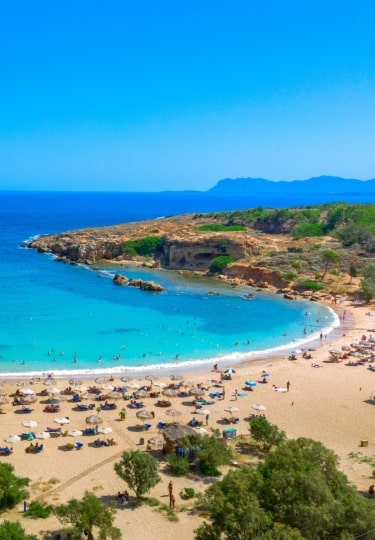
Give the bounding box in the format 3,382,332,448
127,278,164,292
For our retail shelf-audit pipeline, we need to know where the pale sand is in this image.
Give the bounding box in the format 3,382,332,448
1,300,375,538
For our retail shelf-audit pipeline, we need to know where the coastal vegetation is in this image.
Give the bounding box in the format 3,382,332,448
114,450,161,499
0,463,30,512
194,436,375,540
0,521,37,540
53,491,121,540
27,201,375,302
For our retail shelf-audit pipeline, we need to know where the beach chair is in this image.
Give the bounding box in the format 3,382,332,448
65,443,75,451
74,442,84,450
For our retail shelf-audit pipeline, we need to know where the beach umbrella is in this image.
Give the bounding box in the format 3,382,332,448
252,404,266,411
224,368,236,375
85,415,103,425
195,408,210,415
0,388,7,396
341,345,351,351
261,372,271,378
22,395,37,404
153,381,167,388
69,378,82,386
170,374,182,381
22,420,38,429
163,388,176,397
4,434,21,443
95,377,109,384
49,387,61,395
189,387,205,396
193,426,208,435
36,431,51,439
20,388,34,396
43,377,56,386
0,396,9,404
181,379,193,388
329,349,341,355
54,417,70,425
166,408,182,417
137,390,149,398
136,410,154,420
224,406,239,414
128,382,140,390
108,391,123,400
74,385,88,393
68,429,83,437
148,435,164,446
101,384,114,391
120,376,132,383
97,426,112,435
245,381,257,387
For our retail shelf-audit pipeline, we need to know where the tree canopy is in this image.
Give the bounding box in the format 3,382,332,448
0,521,37,540
195,437,375,540
114,450,161,499
0,463,30,512
54,490,121,540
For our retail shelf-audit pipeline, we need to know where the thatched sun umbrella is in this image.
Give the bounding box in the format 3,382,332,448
136,410,154,420
85,415,103,426
162,388,176,398
161,425,197,453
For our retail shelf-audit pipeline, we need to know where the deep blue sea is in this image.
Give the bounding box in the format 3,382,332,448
2,189,367,378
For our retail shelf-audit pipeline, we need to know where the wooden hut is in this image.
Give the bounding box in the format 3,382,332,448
161,425,197,454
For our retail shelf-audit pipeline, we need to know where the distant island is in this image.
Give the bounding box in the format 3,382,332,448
206,175,375,196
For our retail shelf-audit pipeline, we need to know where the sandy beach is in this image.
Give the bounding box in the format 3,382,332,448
1,298,375,538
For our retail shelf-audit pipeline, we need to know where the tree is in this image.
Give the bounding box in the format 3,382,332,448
0,520,37,540
349,262,358,283
321,250,341,280
360,263,375,302
54,491,121,540
114,450,161,499
0,463,30,511
209,255,234,274
250,417,286,450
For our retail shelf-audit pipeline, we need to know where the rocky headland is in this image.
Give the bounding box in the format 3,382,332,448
25,210,367,301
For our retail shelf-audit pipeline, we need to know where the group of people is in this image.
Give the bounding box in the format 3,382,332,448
117,490,129,504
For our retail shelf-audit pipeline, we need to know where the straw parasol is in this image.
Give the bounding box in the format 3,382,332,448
195,408,210,415
224,406,239,414
166,408,182,417
252,404,266,411
0,396,9,404
68,429,83,437
85,415,103,425
108,391,123,400
136,410,154,420
163,388,176,397
36,431,51,439
69,378,82,386
148,435,164,447
22,420,38,429
54,417,70,425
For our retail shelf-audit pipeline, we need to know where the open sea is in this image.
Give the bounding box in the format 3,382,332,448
2,189,369,378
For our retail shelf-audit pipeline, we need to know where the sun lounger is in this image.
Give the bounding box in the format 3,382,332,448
0,447,13,456
65,443,75,450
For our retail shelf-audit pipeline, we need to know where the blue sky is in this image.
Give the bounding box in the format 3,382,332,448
1,1,375,191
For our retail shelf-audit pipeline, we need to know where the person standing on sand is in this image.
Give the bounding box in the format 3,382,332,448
233,389,238,401
287,381,291,392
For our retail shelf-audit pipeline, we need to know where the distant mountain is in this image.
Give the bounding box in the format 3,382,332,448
207,176,375,195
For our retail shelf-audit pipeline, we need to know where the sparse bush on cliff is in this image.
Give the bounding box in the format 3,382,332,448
295,279,324,292
197,224,246,232
291,222,327,239
122,236,166,257
209,255,234,274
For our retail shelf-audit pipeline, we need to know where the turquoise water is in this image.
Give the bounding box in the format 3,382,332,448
0,191,337,377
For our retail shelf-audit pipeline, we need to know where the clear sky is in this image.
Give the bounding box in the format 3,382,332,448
1,1,375,192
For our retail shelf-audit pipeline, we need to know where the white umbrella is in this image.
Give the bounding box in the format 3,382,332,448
75,385,88,393
195,408,210,415
101,384,114,391
68,429,83,437
166,408,182,417
190,387,205,396
95,377,109,384
4,434,21,443
43,377,56,386
22,420,38,429
252,404,266,411
20,388,34,396
54,417,70,425
108,391,123,400
97,426,113,435
153,381,167,388
36,431,51,439
128,382,140,390
163,388,176,397
193,426,208,435
69,378,82,386
120,376,132,383
224,406,239,414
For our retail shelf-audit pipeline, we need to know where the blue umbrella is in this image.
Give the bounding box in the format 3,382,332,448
261,373,271,378
245,380,257,387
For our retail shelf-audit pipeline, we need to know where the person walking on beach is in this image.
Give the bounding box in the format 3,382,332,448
233,389,238,401
170,494,175,509
168,480,173,497
286,381,291,392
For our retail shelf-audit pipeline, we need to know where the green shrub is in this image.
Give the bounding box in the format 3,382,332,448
199,462,221,477
209,256,234,274
197,224,246,232
122,236,165,257
295,279,324,292
24,501,53,519
283,272,298,281
181,487,195,499
292,223,327,239
167,454,191,476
